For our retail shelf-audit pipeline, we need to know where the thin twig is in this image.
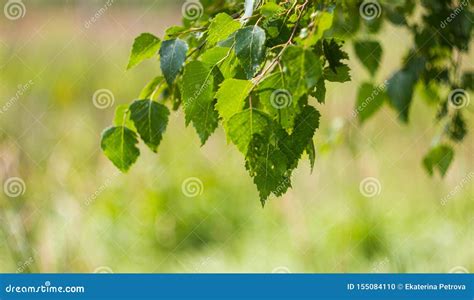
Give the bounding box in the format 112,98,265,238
252,0,309,86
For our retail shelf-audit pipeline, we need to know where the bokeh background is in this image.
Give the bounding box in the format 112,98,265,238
0,0,472,273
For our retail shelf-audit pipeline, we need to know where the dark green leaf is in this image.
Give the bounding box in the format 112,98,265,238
446,112,467,143
282,46,323,99
279,106,320,169
355,82,386,124
323,39,349,72
101,126,140,172
386,70,416,122
306,140,316,172
246,135,290,205
234,26,266,79
353,40,383,76
159,39,188,85
129,100,170,152
312,78,326,104
323,65,351,83
423,144,454,177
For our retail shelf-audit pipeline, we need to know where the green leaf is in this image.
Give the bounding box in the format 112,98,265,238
207,13,241,46
312,78,326,104
138,76,164,99
127,33,161,70
164,26,186,39
129,100,170,152
200,47,229,66
386,70,416,122
234,26,266,79
257,72,299,130
113,105,135,131
215,79,254,124
282,46,322,99
355,82,386,124
217,33,237,48
386,55,424,122
246,135,290,205
353,40,383,76
101,126,140,172
446,112,467,142
314,11,334,40
306,140,316,172
181,61,219,145
263,18,291,46
423,145,454,177
323,65,351,83
159,39,188,85
323,39,349,72
244,106,320,204
279,106,320,169
304,11,334,46
260,2,284,19
228,109,271,154
200,47,239,79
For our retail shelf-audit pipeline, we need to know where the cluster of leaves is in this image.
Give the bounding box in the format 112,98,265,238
101,0,472,205
333,0,473,177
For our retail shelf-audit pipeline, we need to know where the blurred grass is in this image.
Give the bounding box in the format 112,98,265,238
0,1,473,273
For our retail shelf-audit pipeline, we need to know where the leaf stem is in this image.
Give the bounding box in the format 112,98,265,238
252,0,309,87
150,79,166,101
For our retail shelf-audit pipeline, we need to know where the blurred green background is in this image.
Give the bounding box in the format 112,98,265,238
0,0,472,273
